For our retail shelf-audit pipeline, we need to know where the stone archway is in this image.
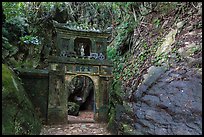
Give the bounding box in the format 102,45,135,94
65,74,100,122
47,62,112,124
66,75,97,122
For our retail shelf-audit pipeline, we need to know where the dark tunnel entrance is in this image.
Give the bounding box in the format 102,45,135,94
67,75,95,123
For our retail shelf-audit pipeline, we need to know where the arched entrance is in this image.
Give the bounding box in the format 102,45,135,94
67,75,95,123
65,74,100,123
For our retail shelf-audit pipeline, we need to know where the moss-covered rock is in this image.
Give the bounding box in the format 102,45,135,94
107,108,118,135
67,102,80,116
155,28,177,57
122,124,136,135
2,64,42,135
107,80,124,134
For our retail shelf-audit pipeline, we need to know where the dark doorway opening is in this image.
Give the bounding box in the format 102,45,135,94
79,88,94,111
67,75,95,123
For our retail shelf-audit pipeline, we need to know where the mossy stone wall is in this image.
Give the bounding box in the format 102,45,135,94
17,68,49,123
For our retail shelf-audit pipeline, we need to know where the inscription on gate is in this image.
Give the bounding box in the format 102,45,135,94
65,65,99,74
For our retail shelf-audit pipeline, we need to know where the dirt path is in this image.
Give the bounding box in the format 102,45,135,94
40,111,111,135
40,123,111,135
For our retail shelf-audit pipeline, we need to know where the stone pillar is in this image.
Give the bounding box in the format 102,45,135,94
47,64,67,124
97,76,111,122
91,76,100,121
102,41,107,59
90,39,96,53
68,38,74,52
56,34,62,56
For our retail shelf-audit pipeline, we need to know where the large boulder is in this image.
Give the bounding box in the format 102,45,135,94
133,66,202,135
2,64,42,135
67,102,80,116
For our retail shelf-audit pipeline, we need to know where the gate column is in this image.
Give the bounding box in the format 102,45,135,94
47,64,67,124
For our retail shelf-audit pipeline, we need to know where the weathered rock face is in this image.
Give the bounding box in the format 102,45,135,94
2,64,42,135
133,66,202,135
107,2,202,135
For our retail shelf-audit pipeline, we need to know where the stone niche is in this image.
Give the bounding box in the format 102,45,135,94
55,24,109,61
47,24,113,124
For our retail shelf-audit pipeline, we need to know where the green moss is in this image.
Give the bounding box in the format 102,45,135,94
107,108,118,134
67,102,80,116
2,64,16,93
2,64,42,135
107,46,117,60
122,124,136,135
2,104,16,134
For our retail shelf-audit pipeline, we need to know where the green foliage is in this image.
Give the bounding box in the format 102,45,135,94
153,18,161,28
107,46,117,60
2,37,18,59
107,107,118,134
3,3,28,35
20,35,40,45
107,79,123,134
14,59,40,69
67,102,80,116
190,47,200,54
2,2,142,70
122,124,136,135
113,80,124,99
2,64,16,95
157,2,178,15
14,120,24,134
2,2,26,22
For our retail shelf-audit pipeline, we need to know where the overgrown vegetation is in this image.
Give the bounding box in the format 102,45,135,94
2,2,202,135
106,2,202,134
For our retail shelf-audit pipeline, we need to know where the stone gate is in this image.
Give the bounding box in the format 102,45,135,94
47,24,113,124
